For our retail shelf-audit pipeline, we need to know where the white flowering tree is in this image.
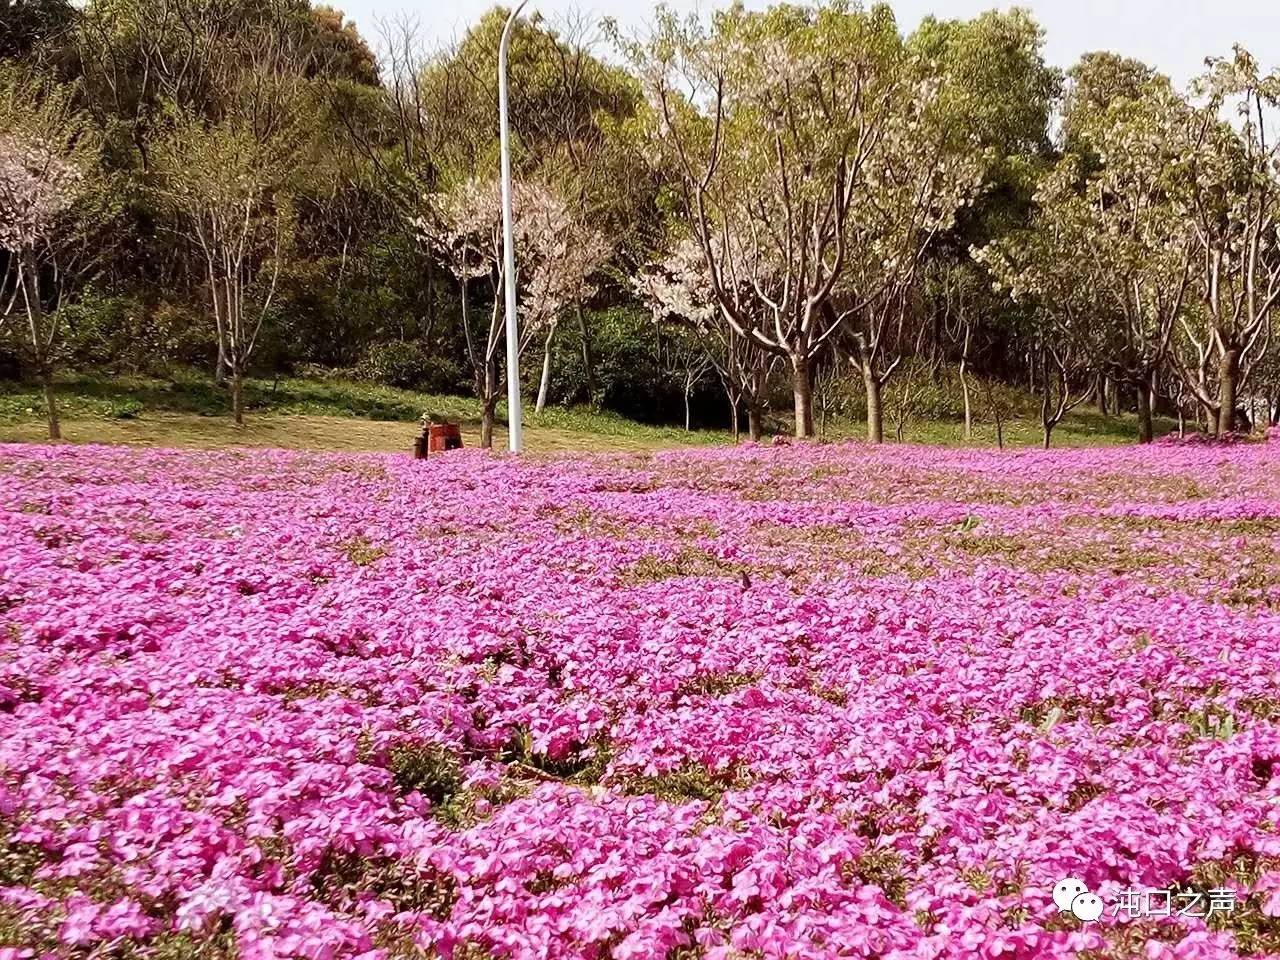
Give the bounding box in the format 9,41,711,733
416,175,595,447
529,209,611,415
0,72,101,441
635,236,777,440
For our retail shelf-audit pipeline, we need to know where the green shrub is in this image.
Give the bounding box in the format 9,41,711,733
354,340,466,394
106,398,144,420
546,307,722,425
60,293,212,375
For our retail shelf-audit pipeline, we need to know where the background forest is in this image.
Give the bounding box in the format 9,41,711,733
1,0,1278,449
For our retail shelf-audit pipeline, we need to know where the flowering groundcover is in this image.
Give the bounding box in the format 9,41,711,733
1,439,1279,960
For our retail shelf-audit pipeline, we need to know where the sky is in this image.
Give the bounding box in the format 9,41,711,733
333,0,1278,86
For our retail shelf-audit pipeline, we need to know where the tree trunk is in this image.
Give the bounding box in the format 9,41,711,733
748,405,763,442
535,328,555,414
861,358,884,444
1094,373,1108,415
41,370,61,441
19,251,60,441
684,375,694,432
1040,356,1053,450
1217,348,1240,436
1136,380,1153,444
791,355,814,439
959,357,973,442
730,399,740,443
232,370,245,427
480,358,498,449
577,305,597,408
423,257,436,339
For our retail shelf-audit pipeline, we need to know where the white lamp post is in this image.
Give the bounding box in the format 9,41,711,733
498,0,530,453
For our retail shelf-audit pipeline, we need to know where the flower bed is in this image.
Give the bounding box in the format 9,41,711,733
1,441,1279,959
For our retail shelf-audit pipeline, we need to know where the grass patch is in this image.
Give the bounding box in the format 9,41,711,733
818,408,1181,448
0,370,468,423
0,370,1196,454
338,535,389,567
675,670,760,698
0,825,45,888
1,371,732,453
310,846,458,919
498,727,614,785
1184,856,1280,956
622,546,749,585
841,845,910,907
621,762,750,803
387,742,462,805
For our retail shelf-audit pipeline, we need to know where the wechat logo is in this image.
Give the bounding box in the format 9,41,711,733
1053,877,1104,922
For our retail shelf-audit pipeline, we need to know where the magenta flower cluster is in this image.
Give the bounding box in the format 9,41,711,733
2,440,1279,959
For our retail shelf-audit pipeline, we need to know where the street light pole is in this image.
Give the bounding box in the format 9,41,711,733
498,0,529,454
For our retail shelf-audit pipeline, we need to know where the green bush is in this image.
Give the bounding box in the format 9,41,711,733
60,293,211,374
545,307,725,425
354,340,466,394
106,399,144,420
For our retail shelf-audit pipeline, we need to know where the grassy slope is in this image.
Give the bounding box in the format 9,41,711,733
0,372,732,454
0,371,1172,453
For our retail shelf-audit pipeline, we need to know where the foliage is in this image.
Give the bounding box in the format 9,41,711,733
0,0,75,61
619,2,990,439
909,9,1060,157
57,289,182,372
352,340,465,394
1,0,1277,445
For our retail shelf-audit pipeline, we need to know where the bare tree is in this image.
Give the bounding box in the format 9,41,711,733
943,273,977,442
1037,340,1091,448
657,327,714,433
152,107,298,425
532,210,610,413
712,328,778,442
979,377,1011,450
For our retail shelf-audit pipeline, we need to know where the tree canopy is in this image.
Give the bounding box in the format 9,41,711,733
2,0,1278,446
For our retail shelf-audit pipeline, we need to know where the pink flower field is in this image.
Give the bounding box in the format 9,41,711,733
2,439,1280,960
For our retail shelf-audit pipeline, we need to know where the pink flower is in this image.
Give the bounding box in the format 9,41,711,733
4,440,1280,958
